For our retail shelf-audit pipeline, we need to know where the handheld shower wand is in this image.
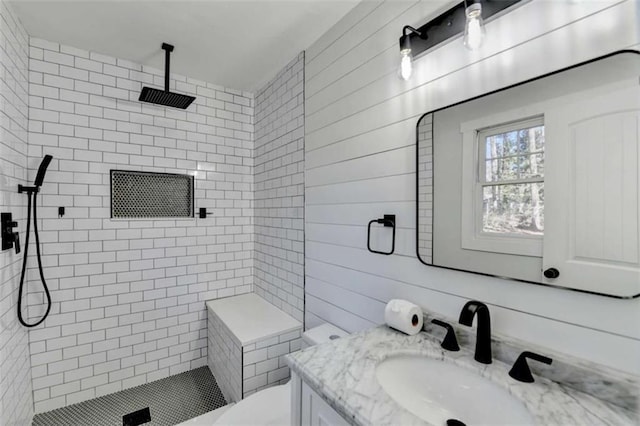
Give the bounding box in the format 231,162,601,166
33,154,52,187
17,155,53,328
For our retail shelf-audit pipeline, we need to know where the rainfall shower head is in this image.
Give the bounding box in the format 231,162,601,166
139,87,195,109
34,155,53,187
138,43,196,109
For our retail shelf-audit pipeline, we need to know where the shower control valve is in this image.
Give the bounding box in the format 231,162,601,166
1,212,21,254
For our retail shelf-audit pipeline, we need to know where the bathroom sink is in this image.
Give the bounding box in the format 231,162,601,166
375,355,534,425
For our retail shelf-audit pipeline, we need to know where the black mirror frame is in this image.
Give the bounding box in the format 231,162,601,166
414,49,640,300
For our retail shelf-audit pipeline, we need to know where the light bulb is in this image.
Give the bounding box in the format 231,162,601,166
463,3,485,51
399,49,413,81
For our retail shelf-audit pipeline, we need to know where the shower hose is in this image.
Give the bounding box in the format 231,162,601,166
17,190,51,327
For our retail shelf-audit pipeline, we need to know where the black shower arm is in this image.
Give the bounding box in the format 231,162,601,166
162,43,174,92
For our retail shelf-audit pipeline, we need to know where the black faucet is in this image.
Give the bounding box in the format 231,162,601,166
458,301,492,364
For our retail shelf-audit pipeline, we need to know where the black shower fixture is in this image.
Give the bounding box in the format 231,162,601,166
17,155,54,328
139,43,196,109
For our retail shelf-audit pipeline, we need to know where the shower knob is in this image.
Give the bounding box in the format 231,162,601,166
543,268,560,279
12,232,20,254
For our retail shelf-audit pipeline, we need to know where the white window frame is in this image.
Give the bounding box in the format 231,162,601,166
461,111,544,257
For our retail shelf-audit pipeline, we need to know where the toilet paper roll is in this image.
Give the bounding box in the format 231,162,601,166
384,299,423,336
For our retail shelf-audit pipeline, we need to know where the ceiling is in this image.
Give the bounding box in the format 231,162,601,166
10,0,359,92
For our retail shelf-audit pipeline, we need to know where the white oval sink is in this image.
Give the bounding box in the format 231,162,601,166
376,355,534,425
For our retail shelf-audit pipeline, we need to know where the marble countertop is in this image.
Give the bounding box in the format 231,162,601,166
286,326,637,426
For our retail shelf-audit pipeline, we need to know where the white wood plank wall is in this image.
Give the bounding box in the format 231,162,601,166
304,0,640,374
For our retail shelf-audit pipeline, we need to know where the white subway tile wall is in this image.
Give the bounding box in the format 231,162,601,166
253,53,305,321
207,306,301,403
0,1,34,424
417,114,432,264
26,37,255,413
207,309,242,403
242,328,301,397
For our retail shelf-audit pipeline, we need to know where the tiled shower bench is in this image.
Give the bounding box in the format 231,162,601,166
206,293,302,403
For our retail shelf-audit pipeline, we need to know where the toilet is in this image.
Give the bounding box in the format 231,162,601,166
179,323,348,426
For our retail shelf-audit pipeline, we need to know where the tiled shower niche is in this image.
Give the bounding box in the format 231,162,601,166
110,170,194,218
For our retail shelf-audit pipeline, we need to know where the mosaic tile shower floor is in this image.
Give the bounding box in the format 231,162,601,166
32,367,227,426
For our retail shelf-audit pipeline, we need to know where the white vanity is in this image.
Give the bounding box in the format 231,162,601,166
290,375,350,426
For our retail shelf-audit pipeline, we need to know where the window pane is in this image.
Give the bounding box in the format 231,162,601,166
484,133,502,160
516,125,544,153
531,126,545,151
503,131,518,155
517,153,544,180
484,124,544,157
482,183,544,235
485,158,518,182
482,124,544,183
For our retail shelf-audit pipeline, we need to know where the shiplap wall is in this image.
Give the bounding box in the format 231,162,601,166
304,0,640,374
0,1,33,424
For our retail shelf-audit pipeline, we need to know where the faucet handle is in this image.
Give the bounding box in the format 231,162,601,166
12,232,20,254
430,319,460,351
508,351,552,383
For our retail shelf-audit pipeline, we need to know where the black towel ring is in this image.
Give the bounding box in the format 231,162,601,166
367,214,396,255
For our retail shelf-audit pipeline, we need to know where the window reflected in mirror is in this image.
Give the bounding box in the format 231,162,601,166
479,118,545,237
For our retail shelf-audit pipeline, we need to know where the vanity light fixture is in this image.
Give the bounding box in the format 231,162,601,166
398,0,521,80
463,1,485,50
399,26,423,80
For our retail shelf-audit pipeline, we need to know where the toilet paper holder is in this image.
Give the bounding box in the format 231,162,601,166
367,214,396,255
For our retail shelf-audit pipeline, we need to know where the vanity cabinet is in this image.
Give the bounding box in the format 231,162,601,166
291,372,350,426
